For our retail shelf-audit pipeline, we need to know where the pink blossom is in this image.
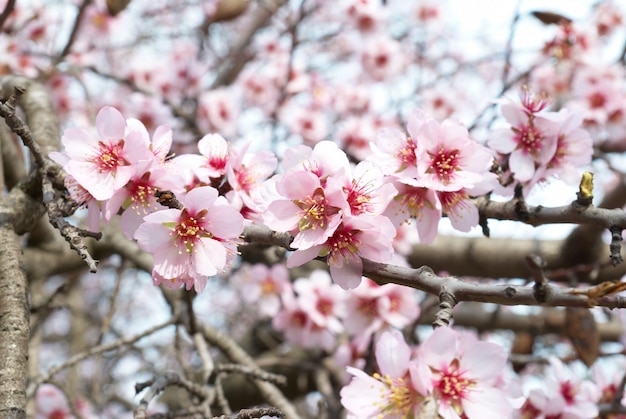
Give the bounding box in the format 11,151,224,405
281,105,328,146
341,330,423,418
173,133,231,186
384,181,441,244
264,170,345,250
35,384,71,419
344,0,386,33
343,278,420,343
232,263,291,317
542,108,594,184
226,142,277,216
369,127,419,178
272,289,337,350
281,141,351,181
197,88,240,137
411,326,513,419
335,116,377,161
328,160,397,217
61,106,152,201
410,111,494,192
134,186,243,293
294,270,346,334
488,100,561,183
437,189,480,232
287,214,396,289
105,159,183,239
361,36,405,81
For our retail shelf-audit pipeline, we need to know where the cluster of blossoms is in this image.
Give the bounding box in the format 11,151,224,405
340,327,515,419
370,109,497,243
52,98,594,293
488,89,594,195
51,107,251,293
232,265,419,354
263,140,398,289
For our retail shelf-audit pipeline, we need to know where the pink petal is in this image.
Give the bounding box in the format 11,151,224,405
184,186,217,212
193,237,226,276
375,330,411,378
96,106,126,141
287,246,323,268
420,327,457,370
205,200,244,239
462,387,512,419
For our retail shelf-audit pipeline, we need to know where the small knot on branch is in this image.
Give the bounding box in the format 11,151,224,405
609,226,624,266
526,254,549,303
433,288,456,328
155,189,184,209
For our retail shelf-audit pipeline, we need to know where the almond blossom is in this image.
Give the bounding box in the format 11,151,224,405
287,214,396,289
411,110,494,192
488,95,560,184
60,106,153,201
341,330,423,418
343,278,420,346
411,326,513,419
272,288,337,350
231,263,291,317
134,186,243,293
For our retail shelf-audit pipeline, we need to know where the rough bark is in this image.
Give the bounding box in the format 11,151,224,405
0,227,29,419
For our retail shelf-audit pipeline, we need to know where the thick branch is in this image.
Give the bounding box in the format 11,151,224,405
0,227,29,419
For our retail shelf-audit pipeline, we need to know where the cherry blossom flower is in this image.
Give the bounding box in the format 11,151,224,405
35,384,71,419
328,160,397,217
231,263,291,317
272,288,337,350
411,111,494,192
226,141,277,217
61,106,152,201
343,278,419,345
344,0,386,33
369,127,419,178
264,170,346,250
361,36,405,82
411,326,513,419
294,270,346,334
384,181,441,244
541,108,594,184
488,98,561,183
197,88,240,137
287,214,396,289
173,133,231,186
281,105,328,146
281,141,351,182
134,186,243,293
341,329,423,418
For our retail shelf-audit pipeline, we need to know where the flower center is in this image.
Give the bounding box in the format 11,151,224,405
345,177,375,215
316,297,334,316
395,137,417,169
437,190,468,211
436,366,473,405
326,226,360,264
126,173,157,213
294,187,334,231
428,148,460,184
396,186,433,221
171,209,209,254
515,122,543,155
96,140,125,172
372,373,414,417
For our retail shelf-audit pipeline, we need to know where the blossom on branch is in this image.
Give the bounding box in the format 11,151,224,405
134,186,243,293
